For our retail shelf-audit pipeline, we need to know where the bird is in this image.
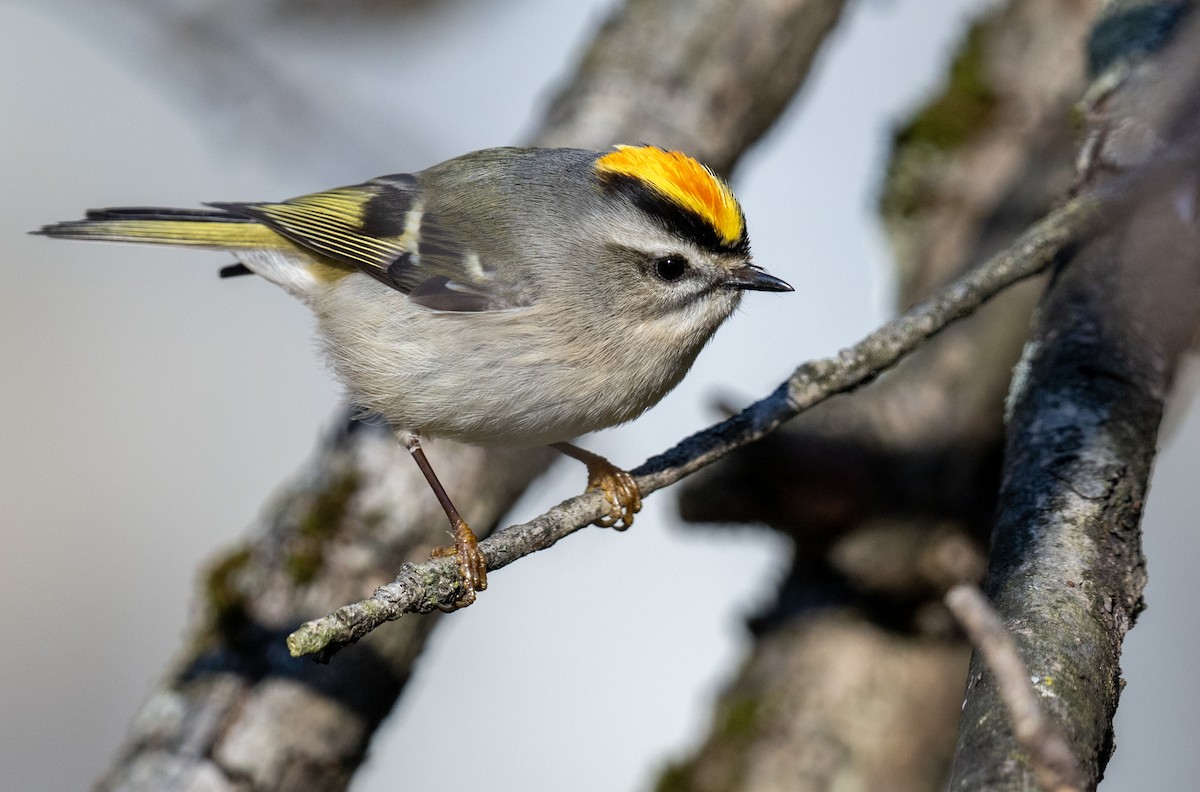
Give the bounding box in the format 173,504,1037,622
36,144,792,608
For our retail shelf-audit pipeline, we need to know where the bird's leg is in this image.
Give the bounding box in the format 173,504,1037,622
401,432,486,609
551,442,642,530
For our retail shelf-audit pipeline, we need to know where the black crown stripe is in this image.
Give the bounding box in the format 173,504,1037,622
600,173,749,257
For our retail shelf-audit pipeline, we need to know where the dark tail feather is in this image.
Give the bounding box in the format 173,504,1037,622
80,207,248,223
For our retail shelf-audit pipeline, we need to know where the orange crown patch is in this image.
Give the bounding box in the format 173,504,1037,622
595,145,744,247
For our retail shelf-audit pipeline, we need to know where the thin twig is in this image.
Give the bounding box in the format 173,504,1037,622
287,190,1103,659
945,585,1085,792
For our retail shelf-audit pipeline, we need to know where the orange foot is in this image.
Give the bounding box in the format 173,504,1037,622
552,443,642,530
431,520,488,609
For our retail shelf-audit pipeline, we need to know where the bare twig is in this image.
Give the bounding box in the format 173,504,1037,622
288,189,1104,659
945,585,1084,792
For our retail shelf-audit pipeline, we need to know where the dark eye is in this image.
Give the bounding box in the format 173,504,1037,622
653,255,689,282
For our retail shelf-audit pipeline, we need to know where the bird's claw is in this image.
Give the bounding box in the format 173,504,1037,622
587,460,642,531
431,520,487,610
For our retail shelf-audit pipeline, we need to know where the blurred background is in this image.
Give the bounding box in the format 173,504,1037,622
1,0,1198,789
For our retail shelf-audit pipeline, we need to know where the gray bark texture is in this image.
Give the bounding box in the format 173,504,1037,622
949,2,1200,789
95,1,851,790
537,0,848,174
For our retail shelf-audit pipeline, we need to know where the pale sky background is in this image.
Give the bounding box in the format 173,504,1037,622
2,1,1198,790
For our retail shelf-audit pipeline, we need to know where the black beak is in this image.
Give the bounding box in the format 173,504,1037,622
725,264,793,293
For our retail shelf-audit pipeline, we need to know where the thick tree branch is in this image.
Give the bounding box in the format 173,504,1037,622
948,4,1200,788
946,584,1084,792
289,189,1104,658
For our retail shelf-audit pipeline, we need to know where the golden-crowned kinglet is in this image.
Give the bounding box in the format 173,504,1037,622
37,144,791,607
